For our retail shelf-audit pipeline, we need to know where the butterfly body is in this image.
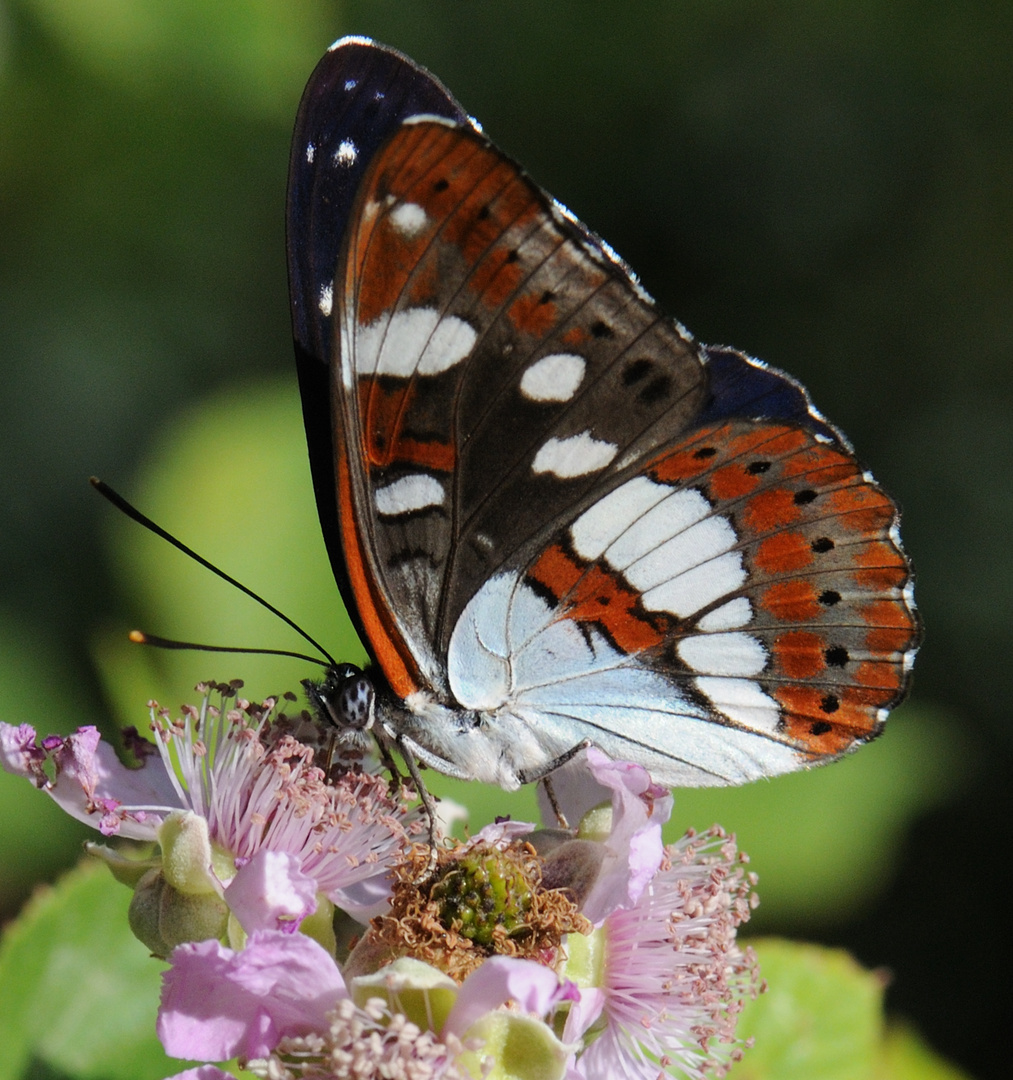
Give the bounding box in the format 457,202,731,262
290,39,918,792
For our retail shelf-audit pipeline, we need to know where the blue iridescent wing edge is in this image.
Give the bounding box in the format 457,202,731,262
285,38,472,639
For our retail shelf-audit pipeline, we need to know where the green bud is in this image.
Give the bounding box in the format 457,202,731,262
458,1011,570,1080
128,868,229,957
576,802,613,843
157,810,221,896
85,841,160,887
351,958,458,1035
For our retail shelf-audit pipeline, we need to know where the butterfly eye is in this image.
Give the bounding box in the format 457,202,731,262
338,675,376,732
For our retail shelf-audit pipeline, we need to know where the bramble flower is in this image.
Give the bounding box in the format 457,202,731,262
545,750,760,1079
159,930,573,1080
3,688,760,1079
0,682,415,951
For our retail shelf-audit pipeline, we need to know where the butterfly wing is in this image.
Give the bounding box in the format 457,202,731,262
287,38,471,639
289,40,918,788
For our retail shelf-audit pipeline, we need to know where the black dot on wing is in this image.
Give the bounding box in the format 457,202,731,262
638,374,672,405
622,358,653,384
506,250,519,263
812,537,835,553
794,489,818,505
539,290,555,305
825,645,849,667
433,177,450,192
819,589,841,607
747,460,772,474
693,446,718,460
810,720,833,736
477,204,491,220
591,320,613,338
820,694,840,714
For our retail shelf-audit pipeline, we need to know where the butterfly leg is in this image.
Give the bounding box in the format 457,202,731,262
518,740,592,786
391,734,442,876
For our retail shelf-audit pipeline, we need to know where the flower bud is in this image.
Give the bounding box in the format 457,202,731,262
128,868,229,958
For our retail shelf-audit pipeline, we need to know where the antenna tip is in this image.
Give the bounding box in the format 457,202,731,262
129,630,147,644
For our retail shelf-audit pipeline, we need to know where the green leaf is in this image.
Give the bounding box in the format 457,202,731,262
663,704,968,925
727,940,973,1080
0,859,185,1080
879,1024,971,1080
0,611,98,914
23,0,336,120
729,939,885,1080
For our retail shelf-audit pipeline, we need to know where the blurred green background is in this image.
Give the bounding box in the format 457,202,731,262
1,2,1008,1078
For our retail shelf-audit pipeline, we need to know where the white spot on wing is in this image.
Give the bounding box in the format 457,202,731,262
389,201,428,237
334,139,358,166
318,282,333,317
356,308,477,377
642,551,746,616
374,474,445,517
532,432,617,478
305,142,315,164
519,353,586,401
570,476,672,560
694,676,781,734
697,597,752,632
624,515,737,594
604,488,713,572
678,632,766,676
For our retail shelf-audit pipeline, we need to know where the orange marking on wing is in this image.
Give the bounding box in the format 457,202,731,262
442,169,540,264
741,488,802,532
527,544,583,600
649,425,732,482
561,325,589,347
779,443,854,481
351,125,498,325
852,542,909,591
407,259,439,307
773,630,826,678
467,245,526,308
760,579,823,621
854,660,902,691
775,685,878,749
359,381,456,472
708,463,761,501
726,425,809,459
353,217,432,328
754,531,813,574
509,292,557,336
529,545,666,654
337,444,418,699
825,485,895,534
862,600,917,654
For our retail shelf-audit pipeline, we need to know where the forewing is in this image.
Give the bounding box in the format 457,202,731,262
335,119,707,695
287,39,471,639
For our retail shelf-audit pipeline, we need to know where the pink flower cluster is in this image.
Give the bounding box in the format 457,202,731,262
1,688,759,1080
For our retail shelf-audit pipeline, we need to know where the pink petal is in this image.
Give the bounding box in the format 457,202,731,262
577,749,671,925
164,1068,234,1080
0,722,181,839
226,851,317,934
330,868,396,923
561,986,606,1043
444,956,569,1037
158,930,346,1060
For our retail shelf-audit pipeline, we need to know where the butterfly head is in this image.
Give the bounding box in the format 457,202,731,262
304,663,376,736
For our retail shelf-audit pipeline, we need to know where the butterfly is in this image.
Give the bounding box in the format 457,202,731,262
286,37,919,793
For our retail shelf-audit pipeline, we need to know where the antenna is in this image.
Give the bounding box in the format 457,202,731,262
91,477,336,667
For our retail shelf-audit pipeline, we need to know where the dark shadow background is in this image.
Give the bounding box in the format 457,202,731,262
1,3,1009,1077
